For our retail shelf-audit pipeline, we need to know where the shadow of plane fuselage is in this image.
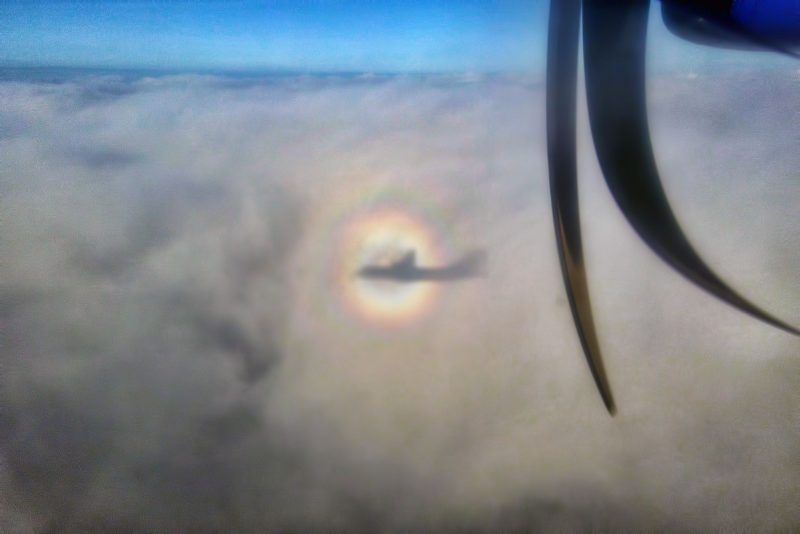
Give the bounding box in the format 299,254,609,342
356,250,485,282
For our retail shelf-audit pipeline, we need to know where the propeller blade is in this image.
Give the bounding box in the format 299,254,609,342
582,0,799,336
547,0,616,414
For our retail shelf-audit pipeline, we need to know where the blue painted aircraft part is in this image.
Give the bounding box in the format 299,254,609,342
732,0,800,40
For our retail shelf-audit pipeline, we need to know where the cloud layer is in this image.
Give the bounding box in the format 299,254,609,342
1,70,798,531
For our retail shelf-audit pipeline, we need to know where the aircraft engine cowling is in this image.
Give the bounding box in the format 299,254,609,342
662,0,800,52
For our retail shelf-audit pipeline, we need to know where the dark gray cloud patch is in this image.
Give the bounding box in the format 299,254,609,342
0,70,798,531
66,146,141,170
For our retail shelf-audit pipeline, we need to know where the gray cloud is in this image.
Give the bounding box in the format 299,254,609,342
0,69,798,532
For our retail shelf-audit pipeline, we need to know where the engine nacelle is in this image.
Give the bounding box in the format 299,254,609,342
662,0,800,50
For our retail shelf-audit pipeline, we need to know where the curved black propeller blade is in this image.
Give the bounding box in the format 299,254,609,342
547,0,616,414
582,0,799,336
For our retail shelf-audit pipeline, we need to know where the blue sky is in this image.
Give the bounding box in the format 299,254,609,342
0,0,547,72
0,0,794,72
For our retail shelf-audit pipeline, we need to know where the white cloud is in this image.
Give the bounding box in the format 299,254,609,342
0,69,798,531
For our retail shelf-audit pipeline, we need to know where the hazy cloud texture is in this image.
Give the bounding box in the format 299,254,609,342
1,69,798,531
